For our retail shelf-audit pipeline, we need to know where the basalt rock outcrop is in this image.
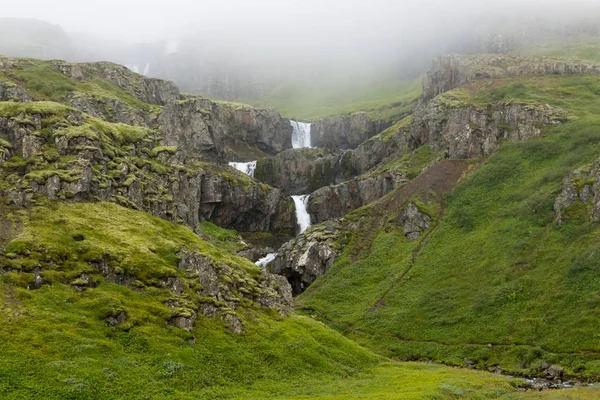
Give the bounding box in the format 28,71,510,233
270,219,348,295
159,98,292,163
423,54,600,100
410,98,566,159
254,120,411,196
554,157,600,223
0,103,295,234
255,148,342,195
311,112,391,151
307,171,409,224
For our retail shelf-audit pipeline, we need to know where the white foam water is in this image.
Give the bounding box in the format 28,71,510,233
292,195,312,234
290,120,311,148
142,63,151,76
228,161,257,177
255,253,278,268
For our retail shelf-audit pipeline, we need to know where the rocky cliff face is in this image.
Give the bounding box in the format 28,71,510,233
270,219,347,294
307,171,408,224
0,102,295,235
410,98,566,158
311,112,391,150
255,148,342,195
159,98,292,163
423,54,600,100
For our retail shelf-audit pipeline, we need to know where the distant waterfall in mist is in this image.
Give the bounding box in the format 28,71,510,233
228,161,257,177
292,195,311,234
290,121,311,148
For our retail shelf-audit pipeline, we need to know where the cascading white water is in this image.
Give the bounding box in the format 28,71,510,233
290,121,311,149
292,195,312,234
142,63,151,76
228,161,257,177
255,253,278,268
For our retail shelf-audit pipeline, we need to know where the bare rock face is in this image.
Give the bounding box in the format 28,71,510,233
555,158,600,223
423,54,600,100
308,172,408,224
311,112,392,151
270,220,347,295
401,202,431,241
0,81,31,102
255,148,342,195
159,98,292,163
410,99,566,159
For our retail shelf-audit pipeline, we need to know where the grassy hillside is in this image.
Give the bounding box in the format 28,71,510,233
297,75,600,378
248,76,422,122
0,200,535,399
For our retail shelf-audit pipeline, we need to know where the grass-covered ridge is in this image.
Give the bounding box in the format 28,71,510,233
297,74,600,379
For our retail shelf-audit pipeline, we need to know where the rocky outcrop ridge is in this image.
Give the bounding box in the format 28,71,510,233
423,54,600,100
58,61,180,106
410,98,566,158
0,104,295,234
311,112,391,150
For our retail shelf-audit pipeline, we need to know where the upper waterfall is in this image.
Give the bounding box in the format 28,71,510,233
290,121,311,149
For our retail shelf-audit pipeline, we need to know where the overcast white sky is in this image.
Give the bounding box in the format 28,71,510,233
3,0,580,43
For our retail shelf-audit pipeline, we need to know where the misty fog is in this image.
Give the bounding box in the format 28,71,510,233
2,0,600,99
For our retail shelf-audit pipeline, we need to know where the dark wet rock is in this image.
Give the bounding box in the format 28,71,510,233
410,99,566,159
106,311,127,327
311,112,392,151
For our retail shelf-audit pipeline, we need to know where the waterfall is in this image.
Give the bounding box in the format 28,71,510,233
256,253,278,268
290,121,311,148
143,63,151,76
292,195,312,234
228,161,257,177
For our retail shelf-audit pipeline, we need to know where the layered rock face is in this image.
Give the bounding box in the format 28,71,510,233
311,112,391,150
0,110,295,234
254,121,410,196
308,171,408,224
159,98,292,163
410,99,566,159
255,148,342,195
423,54,600,100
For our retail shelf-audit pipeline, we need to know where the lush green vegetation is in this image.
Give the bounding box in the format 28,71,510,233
248,76,422,121
298,75,600,378
0,201,532,399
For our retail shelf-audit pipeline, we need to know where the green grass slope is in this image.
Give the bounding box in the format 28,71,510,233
247,76,422,122
0,200,534,399
297,75,600,378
